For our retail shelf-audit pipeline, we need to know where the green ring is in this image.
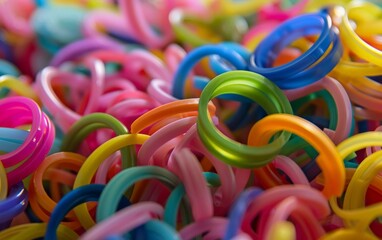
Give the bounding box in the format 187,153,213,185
61,113,136,169
197,70,293,168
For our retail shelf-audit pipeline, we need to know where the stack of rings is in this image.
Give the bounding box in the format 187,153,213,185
249,12,343,89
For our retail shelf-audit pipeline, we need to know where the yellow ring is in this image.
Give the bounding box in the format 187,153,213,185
73,133,149,229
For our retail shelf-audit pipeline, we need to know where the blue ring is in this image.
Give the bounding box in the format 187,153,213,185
224,187,263,240
172,44,247,99
208,42,250,75
0,182,28,223
45,184,130,240
274,31,343,89
249,13,333,82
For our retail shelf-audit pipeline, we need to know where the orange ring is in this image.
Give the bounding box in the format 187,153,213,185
131,98,216,134
248,114,345,198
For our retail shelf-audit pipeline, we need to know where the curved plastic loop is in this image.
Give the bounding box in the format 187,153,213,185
172,44,247,99
61,113,136,169
82,202,163,240
179,217,228,240
96,166,180,222
131,98,216,134
261,196,325,240
119,0,173,48
284,76,352,144
197,70,293,168
37,58,105,132
0,96,54,186
0,182,28,228
249,13,342,89
73,134,149,229
224,187,263,240
28,152,85,229
248,114,345,198
0,75,40,104
50,37,123,67
45,184,126,240
169,148,214,221
340,2,382,67
242,185,330,238
342,150,382,233
208,42,250,75
329,132,382,235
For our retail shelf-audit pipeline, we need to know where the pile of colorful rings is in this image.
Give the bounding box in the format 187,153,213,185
1,0,382,239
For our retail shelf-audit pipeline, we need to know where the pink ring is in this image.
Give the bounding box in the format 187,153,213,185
242,185,330,237
0,97,45,166
179,217,228,240
138,117,197,166
0,97,54,186
81,202,164,240
147,79,177,104
37,59,106,132
169,148,214,221
261,197,325,240
272,155,310,185
284,76,352,144
170,123,248,215
119,0,174,48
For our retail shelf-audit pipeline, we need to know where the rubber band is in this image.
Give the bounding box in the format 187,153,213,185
61,113,135,169
0,182,28,229
224,187,263,239
172,44,247,99
73,134,149,229
0,75,40,104
249,13,342,89
0,96,54,186
242,185,330,238
37,58,106,132
169,148,213,221
131,98,216,134
96,166,180,222
248,114,345,198
28,152,85,229
119,0,173,48
50,37,123,67
339,2,382,67
45,184,130,240
179,217,228,240
329,132,382,236
82,202,164,240
197,70,293,168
